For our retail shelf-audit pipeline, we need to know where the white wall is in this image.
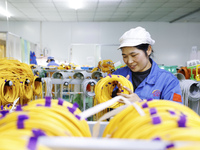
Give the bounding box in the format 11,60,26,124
0,21,200,66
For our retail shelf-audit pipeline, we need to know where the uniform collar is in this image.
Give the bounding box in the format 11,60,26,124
135,58,158,88
145,58,158,85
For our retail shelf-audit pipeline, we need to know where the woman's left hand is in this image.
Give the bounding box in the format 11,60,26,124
117,86,141,103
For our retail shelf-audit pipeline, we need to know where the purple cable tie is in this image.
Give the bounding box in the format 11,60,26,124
152,137,161,141
58,98,64,106
32,129,46,137
152,116,161,125
45,96,51,107
27,129,46,150
75,115,81,120
5,79,7,82
178,115,186,127
147,98,153,102
166,143,175,149
108,74,112,78
67,102,79,114
17,114,29,129
36,104,43,107
149,108,157,115
0,110,9,117
168,110,176,115
108,82,111,84
121,90,124,92
16,105,22,111
117,75,120,78
27,137,38,150
142,103,148,108
1,105,3,110
7,104,10,107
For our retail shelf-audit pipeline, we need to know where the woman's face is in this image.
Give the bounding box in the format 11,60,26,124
121,46,152,72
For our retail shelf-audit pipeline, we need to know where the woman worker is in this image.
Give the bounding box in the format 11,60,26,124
112,26,183,104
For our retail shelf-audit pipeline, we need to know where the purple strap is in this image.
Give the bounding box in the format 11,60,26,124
142,103,148,108
27,137,38,150
178,115,186,127
58,98,64,106
152,116,161,125
152,137,161,141
32,129,46,137
67,102,79,114
0,110,9,117
75,115,81,120
45,96,51,107
17,114,29,129
166,143,174,149
149,108,157,115
16,105,22,111
27,129,46,150
168,110,176,115
147,98,153,101
1,105,3,110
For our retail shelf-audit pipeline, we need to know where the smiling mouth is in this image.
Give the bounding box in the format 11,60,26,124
129,64,137,69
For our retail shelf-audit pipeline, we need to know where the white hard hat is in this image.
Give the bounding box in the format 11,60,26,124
119,26,155,49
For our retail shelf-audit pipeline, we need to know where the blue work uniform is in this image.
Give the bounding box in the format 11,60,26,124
112,58,183,103
47,61,59,67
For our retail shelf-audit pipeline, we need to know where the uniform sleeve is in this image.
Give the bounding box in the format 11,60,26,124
161,77,183,104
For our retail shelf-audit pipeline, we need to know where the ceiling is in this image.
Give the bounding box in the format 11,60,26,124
0,0,200,23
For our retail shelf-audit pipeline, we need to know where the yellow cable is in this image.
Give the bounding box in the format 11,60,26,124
102,99,200,143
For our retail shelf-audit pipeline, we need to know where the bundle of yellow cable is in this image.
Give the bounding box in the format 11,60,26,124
0,78,20,106
32,75,43,98
0,97,91,149
95,74,133,108
102,99,200,143
0,97,91,137
94,74,133,120
0,134,51,150
0,58,36,107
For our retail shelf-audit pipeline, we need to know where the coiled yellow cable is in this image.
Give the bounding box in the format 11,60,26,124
0,97,91,149
0,58,41,108
93,74,133,120
32,75,43,97
102,99,200,143
94,74,133,108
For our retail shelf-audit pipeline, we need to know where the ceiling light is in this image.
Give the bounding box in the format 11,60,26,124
0,7,11,18
68,0,84,10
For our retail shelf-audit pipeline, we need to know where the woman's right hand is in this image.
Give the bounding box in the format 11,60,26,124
114,74,130,93
115,74,141,103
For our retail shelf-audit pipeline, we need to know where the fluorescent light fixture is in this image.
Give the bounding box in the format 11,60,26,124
0,7,11,18
68,0,84,10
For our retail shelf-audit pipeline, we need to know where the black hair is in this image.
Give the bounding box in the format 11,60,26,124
135,44,154,57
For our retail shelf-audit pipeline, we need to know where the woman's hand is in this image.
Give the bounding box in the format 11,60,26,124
114,75,130,93
117,86,141,103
